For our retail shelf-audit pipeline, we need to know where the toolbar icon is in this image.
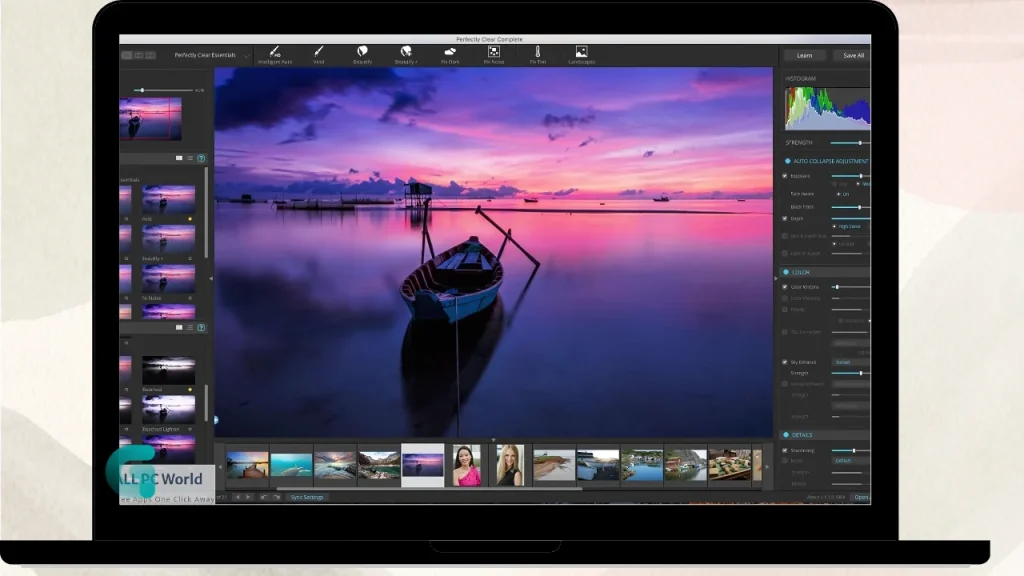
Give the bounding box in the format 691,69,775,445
575,45,588,58
444,48,456,56
487,45,500,58
357,45,369,57
400,45,412,57
269,45,281,57
121,51,133,60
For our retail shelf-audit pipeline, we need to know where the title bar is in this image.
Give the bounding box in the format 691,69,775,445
119,34,871,45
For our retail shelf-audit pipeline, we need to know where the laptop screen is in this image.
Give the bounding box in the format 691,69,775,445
117,34,872,506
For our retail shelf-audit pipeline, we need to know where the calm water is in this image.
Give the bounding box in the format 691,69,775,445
119,112,183,140
625,463,664,482
213,199,773,439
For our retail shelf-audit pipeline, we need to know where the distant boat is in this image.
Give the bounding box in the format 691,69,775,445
400,236,503,323
523,198,539,203
653,194,670,202
159,276,168,287
159,236,168,247
159,197,168,207
737,199,746,202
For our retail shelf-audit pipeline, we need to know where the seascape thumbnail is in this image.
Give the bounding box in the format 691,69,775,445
226,451,270,479
270,453,313,477
120,97,183,140
142,225,196,254
142,185,196,215
141,304,195,320
313,451,357,479
142,356,196,385
143,435,196,464
358,451,400,479
141,395,196,425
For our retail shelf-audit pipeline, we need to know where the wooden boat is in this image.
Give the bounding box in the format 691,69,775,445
653,194,670,202
523,198,539,203
400,236,503,323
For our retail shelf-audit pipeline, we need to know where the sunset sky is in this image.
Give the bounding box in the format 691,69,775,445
213,67,773,199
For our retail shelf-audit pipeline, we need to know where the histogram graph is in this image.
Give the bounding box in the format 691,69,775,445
784,87,870,131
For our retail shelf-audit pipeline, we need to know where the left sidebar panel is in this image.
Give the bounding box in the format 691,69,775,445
118,64,214,466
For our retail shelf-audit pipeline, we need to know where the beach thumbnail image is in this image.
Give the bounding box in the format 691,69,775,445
357,451,400,479
664,449,708,482
142,224,196,254
119,97,183,140
496,444,526,486
141,303,195,320
119,396,132,425
142,356,196,385
142,264,196,294
753,449,763,482
402,451,444,477
577,449,620,482
452,445,482,487
270,453,313,477
142,185,196,215
119,355,132,383
143,435,195,464
141,395,196,425
210,67,775,442
226,451,270,479
119,265,132,294
709,448,753,481
119,304,132,320
313,451,357,480
533,449,575,482
119,225,132,253
119,185,132,214
621,448,664,482
120,436,132,447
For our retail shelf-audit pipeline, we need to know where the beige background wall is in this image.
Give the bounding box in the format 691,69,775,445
2,0,1021,573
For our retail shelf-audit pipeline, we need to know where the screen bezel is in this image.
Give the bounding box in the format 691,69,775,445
94,0,898,550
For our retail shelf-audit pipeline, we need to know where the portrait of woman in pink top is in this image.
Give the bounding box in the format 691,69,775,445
453,445,481,487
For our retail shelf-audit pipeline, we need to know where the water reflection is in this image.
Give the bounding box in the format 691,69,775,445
401,296,505,437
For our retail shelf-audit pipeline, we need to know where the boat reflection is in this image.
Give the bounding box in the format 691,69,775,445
400,296,506,437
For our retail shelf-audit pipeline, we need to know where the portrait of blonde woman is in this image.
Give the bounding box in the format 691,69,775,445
496,444,524,486
452,445,481,487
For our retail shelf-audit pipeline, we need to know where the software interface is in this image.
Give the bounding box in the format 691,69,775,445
117,35,871,504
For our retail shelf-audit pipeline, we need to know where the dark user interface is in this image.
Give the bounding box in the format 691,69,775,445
117,38,871,505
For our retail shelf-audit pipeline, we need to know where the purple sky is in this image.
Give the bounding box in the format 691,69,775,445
213,67,773,199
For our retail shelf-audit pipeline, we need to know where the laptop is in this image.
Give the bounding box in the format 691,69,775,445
1,0,989,567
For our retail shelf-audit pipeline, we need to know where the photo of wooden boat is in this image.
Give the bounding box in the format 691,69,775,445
653,194,670,202
401,236,503,323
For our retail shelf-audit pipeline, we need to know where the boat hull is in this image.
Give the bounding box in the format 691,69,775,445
406,282,501,323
